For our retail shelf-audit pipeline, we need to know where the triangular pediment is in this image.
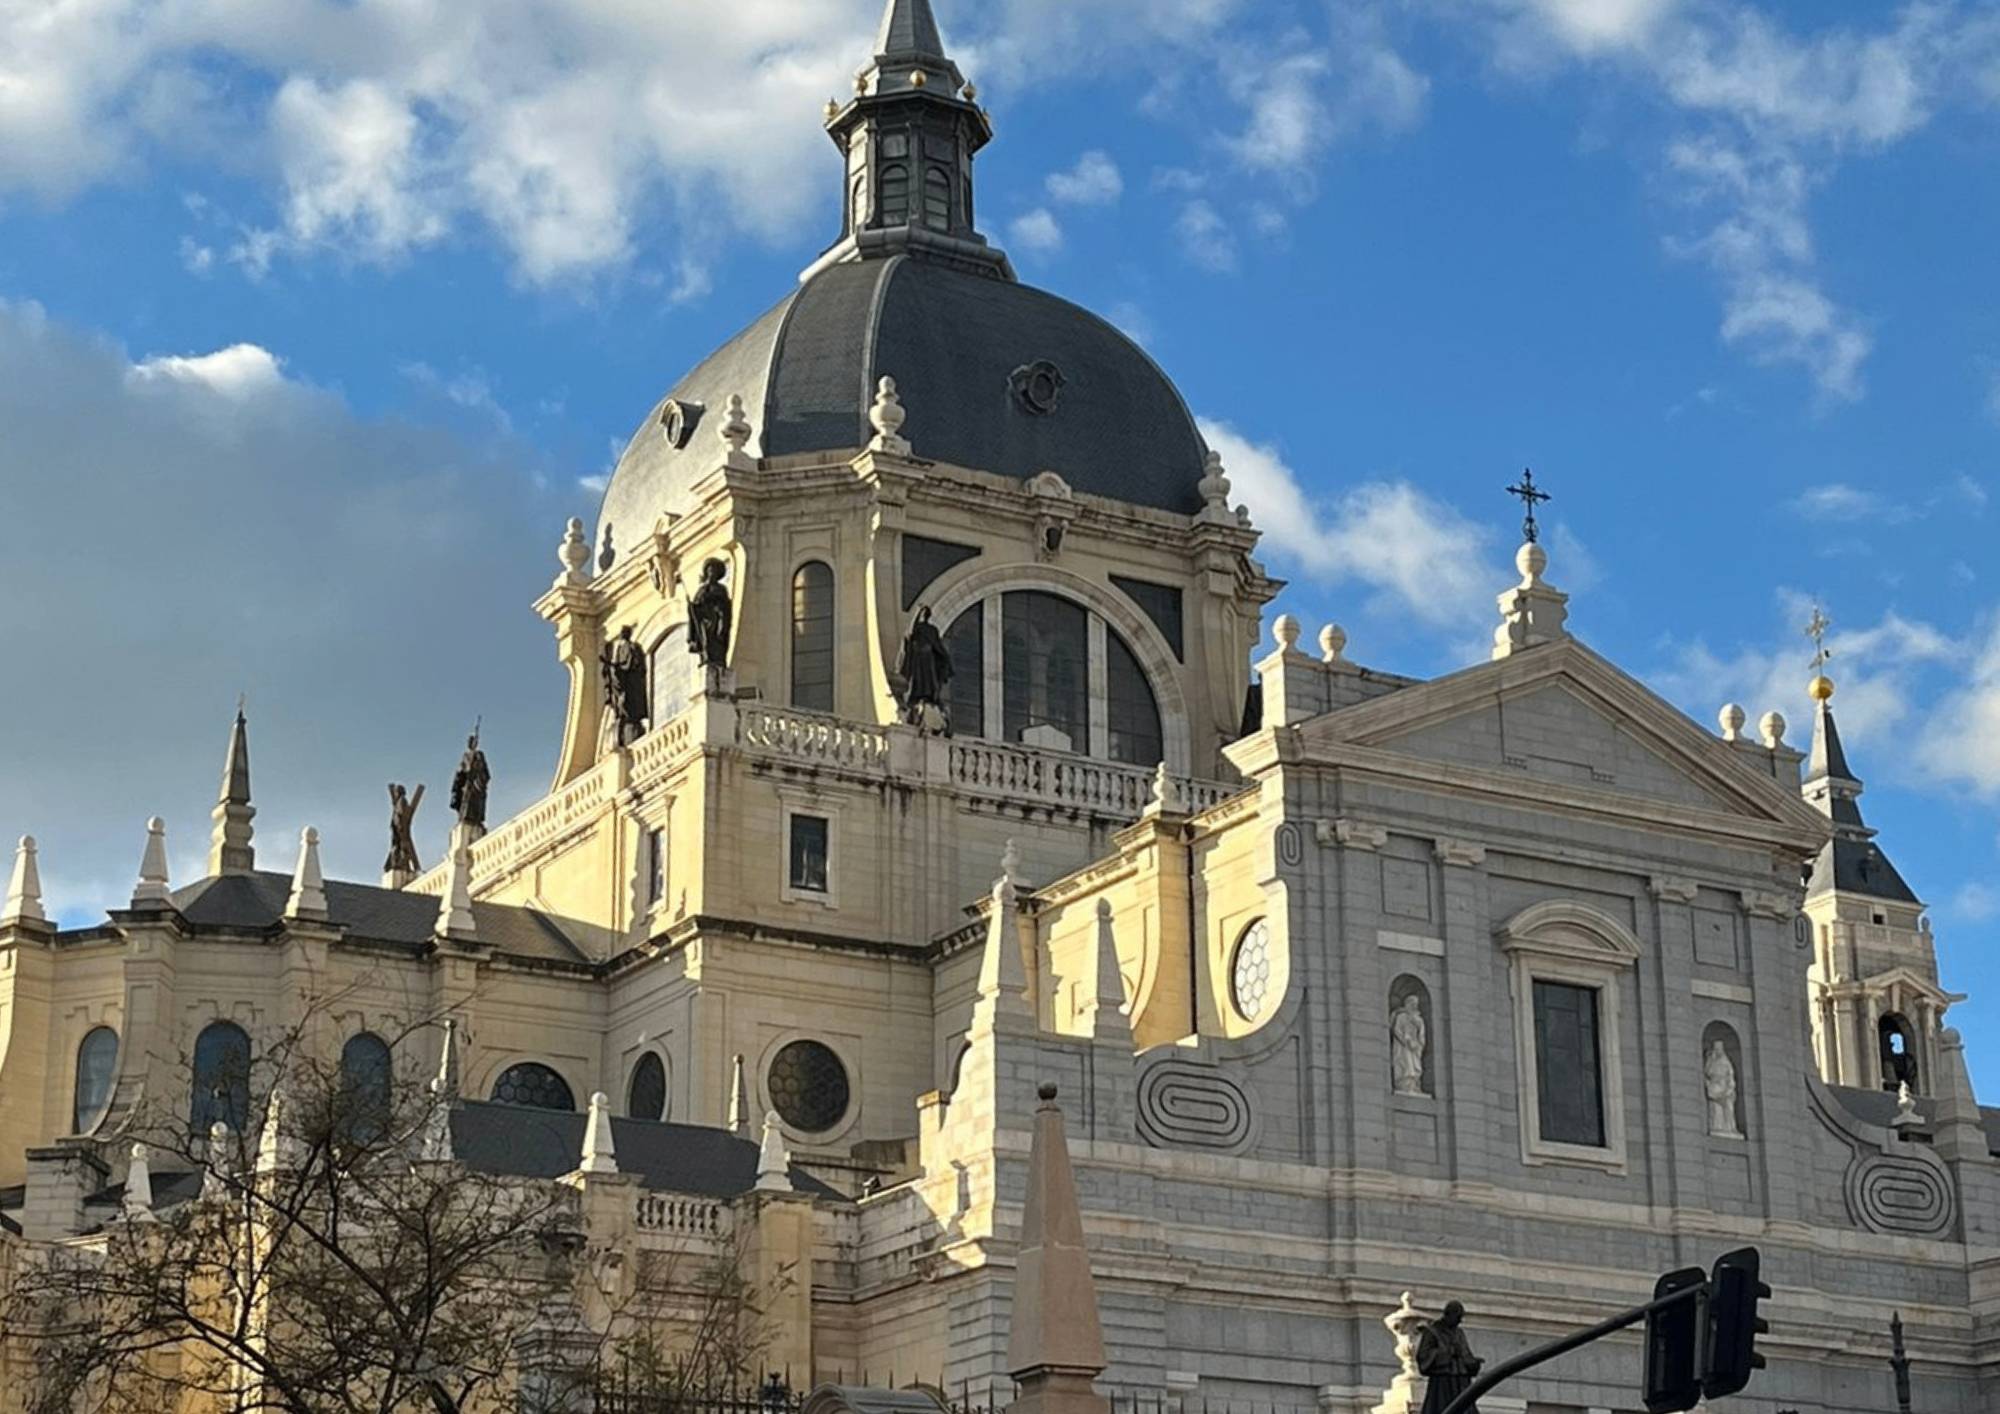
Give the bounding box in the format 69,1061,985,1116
1286,640,1828,839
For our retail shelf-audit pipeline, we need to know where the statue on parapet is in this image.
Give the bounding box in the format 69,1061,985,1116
896,604,954,732
687,558,733,673
601,624,650,748
450,727,490,833
385,782,425,875
1417,1301,1482,1414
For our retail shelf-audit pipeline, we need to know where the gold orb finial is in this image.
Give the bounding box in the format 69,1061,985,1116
1809,674,1836,703
910,69,928,88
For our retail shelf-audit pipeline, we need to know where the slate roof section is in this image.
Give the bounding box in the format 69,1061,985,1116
1802,701,1922,906
169,871,593,966
596,256,1209,546
876,0,947,61
449,1101,844,1200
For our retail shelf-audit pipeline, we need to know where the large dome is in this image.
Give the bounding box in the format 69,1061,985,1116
595,255,1209,555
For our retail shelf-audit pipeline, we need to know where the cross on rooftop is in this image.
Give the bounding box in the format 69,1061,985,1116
1806,605,1833,673
1504,468,1552,544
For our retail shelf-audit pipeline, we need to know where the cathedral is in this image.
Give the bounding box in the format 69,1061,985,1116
1,2,1993,1411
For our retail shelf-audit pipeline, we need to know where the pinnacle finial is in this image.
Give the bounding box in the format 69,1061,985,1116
1319,623,1348,664
580,1092,619,1175
284,826,329,921
557,516,592,587
133,817,173,908
756,1111,794,1192
869,376,911,455
719,393,754,468
1504,468,1551,545
208,705,256,875
434,825,477,941
4,835,45,926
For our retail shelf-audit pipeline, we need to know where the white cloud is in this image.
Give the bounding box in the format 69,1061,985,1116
1916,618,2000,797
1198,417,1496,626
1008,208,1065,253
1947,881,2000,923
1046,151,1123,206
1176,201,1235,271
0,299,567,920
1791,481,1910,524
1529,0,1677,55
1221,21,1426,178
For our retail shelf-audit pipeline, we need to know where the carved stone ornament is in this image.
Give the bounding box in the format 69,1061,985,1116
1433,837,1487,869
659,398,704,449
1316,818,1389,851
1011,359,1066,416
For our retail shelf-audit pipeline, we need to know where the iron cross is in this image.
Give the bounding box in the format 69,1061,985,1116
1504,469,1552,544
1806,605,1833,674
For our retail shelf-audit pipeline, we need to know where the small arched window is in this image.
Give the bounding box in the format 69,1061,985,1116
74,1027,119,1134
1880,1013,1919,1093
791,562,836,712
491,1062,576,1112
627,1052,668,1121
880,163,910,224
924,167,952,229
1105,631,1163,767
191,1021,252,1135
339,1032,394,1144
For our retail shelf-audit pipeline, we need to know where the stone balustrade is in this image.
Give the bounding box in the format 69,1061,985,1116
634,1191,732,1239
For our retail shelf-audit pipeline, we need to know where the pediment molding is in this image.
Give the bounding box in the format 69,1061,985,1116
1495,899,1642,965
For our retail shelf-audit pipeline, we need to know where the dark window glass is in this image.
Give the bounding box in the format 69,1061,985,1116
880,163,910,223
1002,591,1088,752
338,1032,393,1145
900,535,981,610
1879,1013,1919,1092
789,815,830,893
1105,630,1163,767
924,167,951,229
945,605,984,740
191,1021,253,1135
627,1052,667,1121
646,828,667,908
791,561,835,712
74,1026,118,1134
491,1062,576,1112
1110,575,1185,660
768,1040,850,1132
1532,980,1605,1147
651,625,689,724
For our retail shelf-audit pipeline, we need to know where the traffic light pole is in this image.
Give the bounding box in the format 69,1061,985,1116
1439,1284,1707,1414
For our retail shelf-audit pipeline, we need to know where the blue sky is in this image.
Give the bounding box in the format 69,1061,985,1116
2,0,1998,1085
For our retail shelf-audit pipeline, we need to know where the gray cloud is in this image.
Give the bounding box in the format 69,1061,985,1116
0,300,572,920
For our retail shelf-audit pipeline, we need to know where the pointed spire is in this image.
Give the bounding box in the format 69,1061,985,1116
756,1111,794,1192
132,817,173,908
580,1092,619,1176
284,826,329,921
974,865,1032,1026
1801,669,1921,905
1087,900,1131,1042
728,1053,751,1137
1007,1084,1108,1413
122,1143,155,1221
420,1020,460,1163
876,0,947,62
435,824,478,941
3,835,45,926
208,704,256,876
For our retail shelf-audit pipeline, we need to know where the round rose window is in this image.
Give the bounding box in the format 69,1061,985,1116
1230,919,1273,1021
767,1040,851,1132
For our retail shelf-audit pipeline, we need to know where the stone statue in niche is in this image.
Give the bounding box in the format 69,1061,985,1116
1391,994,1429,1097
895,604,954,731
600,624,650,747
384,782,424,874
687,558,733,671
1416,1301,1483,1414
1704,1038,1743,1139
449,729,490,832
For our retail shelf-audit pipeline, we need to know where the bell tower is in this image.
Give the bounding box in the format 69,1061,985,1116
813,0,1012,280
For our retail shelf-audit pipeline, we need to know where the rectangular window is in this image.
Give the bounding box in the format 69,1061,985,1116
789,815,830,894
1002,591,1088,752
945,602,984,740
646,828,666,908
1532,980,1606,1147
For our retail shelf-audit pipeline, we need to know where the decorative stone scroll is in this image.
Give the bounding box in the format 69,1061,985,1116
1136,1062,1254,1153
1845,1153,1954,1238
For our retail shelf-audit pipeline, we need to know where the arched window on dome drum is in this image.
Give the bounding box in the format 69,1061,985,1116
945,604,984,739
1002,591,1088,751
190,1021,252,1135
651,624,690,726
338,1032,393,1145
490,1062,575,1112
627,1052,668,1121
923,167,951,230
1105,630,1163,767
791,562,836,712
73,1026,118,1134
879,164,910,225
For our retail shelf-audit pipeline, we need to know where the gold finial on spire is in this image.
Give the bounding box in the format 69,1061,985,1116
1806,605,1835,701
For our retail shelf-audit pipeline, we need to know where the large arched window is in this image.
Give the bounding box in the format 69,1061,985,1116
190,1021,252,1135
945,605,985,738
1002,591,1088,751
791,562,836,712
73,1027,118,1134
651,624,691,725
490,1062,576,1112
627,1052,668,1121
339,1032,394,1144
1105,631,1163,766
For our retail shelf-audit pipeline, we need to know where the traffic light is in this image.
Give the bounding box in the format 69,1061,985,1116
1703,1246,1771,1399
1643,1266,1707,1413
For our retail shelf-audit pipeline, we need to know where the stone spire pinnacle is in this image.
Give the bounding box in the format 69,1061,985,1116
728,1052,751,1137
974,864,1032,1026
1007,1084,1108,1414
1086,900,1131,1042
1491,538,1569,660
876,0,947,62
208,704,256,876
122,1143,155,1221
420,1019,460,1163
1802,660,1919,905
132,817,173,908
3,835,46,926
580,1092,619,1176
284,826,329,921
435,826,478,941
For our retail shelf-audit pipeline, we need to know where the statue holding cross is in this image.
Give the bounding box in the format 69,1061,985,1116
1504,469,1552,544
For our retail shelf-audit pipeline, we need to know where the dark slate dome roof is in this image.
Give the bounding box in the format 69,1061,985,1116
595,255,1209,552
